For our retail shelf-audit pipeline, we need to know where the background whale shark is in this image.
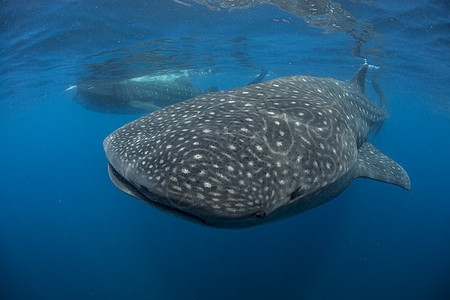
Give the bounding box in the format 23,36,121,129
72,70,267,114
103,63,410,228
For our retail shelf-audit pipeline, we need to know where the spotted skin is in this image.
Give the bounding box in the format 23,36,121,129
73,74,216,114
104,64,410,228
74,71,266,114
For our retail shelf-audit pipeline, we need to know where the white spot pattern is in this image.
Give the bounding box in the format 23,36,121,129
103,66,406,228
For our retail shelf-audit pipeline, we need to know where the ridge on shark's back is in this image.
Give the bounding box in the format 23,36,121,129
103,63,410,228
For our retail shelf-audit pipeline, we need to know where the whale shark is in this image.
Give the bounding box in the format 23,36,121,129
103,63,410,228
72,70,267,114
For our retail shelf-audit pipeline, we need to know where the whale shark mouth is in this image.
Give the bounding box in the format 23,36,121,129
107,163,208,226
107,163,263,228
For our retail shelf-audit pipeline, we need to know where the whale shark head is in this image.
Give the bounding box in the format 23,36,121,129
104,65,410,228
103,107,284,227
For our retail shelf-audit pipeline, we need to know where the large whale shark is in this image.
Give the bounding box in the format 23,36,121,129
103,63,410,228
72,70,267,114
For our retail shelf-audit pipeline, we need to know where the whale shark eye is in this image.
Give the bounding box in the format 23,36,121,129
253,211,266,219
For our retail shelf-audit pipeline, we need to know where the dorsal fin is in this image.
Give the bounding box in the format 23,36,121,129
349,63,368,95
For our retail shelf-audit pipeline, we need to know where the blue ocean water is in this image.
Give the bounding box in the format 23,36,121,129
1,0,449,299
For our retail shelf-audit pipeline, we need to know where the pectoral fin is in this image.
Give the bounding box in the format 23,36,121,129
355,142,411,190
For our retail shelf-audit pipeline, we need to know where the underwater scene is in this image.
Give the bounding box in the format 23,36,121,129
1,1,449,299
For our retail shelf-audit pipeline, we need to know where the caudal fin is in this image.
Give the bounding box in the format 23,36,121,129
349,63,368,95
369,65,387,139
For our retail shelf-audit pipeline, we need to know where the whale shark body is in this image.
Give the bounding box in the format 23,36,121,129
103,64,410,228
73,73,218,114
73,70,267,114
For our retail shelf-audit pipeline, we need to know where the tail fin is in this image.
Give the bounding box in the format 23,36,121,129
349,63,368,95
369,65,387,139
370,67,387,110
